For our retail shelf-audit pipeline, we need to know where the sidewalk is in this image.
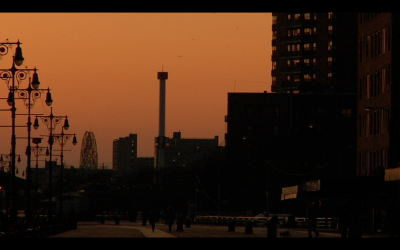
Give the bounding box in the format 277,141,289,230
51,220,391,238
117,224,176,238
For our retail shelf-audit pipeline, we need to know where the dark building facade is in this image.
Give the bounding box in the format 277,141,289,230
112,134,137,171
133,157,154,169
357,13,400,176
225,92,357,214
163,131,219,168
271,12,358,93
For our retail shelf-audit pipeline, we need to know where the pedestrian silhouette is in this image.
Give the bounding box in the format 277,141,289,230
267,215,278,238
338,204,350,238
228,218,236,232
307,202,319,238
387,200,400,237
166,206,175,232
149,210,157,232
176,212,184,232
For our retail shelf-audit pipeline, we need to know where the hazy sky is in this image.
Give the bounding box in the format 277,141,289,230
0,13,272,172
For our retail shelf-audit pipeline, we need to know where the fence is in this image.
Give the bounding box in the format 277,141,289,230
196,215,339,231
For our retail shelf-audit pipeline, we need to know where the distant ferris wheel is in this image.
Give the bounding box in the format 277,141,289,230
79,131,98,169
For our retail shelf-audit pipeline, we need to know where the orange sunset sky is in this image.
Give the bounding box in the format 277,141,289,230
0,13,272,172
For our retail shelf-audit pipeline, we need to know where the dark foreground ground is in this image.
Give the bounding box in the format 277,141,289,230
50,220,359,238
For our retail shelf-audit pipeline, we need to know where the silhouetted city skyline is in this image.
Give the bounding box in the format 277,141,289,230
0,13,271,169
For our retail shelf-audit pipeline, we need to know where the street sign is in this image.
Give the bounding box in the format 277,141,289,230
281,185,298,200
385,168,400,182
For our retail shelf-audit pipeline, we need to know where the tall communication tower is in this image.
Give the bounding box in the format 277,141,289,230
155,71,168,169
79,131,98,169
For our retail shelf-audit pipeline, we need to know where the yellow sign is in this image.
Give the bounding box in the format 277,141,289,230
281,185,298,200
385,168,400,182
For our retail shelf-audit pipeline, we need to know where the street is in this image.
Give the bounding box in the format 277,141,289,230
51,220,343,238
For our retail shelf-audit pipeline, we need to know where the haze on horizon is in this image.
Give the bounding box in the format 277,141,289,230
0,13,272,171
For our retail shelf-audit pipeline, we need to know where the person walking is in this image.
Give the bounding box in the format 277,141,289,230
307,201,319,238
176,212,184,232
166,206,175,232
267,215,278,238
149,210,157,232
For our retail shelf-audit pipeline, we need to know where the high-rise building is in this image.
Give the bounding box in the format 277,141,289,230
271,12,358,93
133,157,154,169
112,134,137,171
225,92,357,212
164,131,219,168
357,13,400,177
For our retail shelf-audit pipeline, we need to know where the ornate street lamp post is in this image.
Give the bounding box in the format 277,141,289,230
15,73,52,223
33,108,68,223
0,40,24,223
31,137,49,216
53,126,77,217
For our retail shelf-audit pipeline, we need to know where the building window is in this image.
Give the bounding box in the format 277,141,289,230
304,58,310,65
328,72,333,78
304,28,313,35
304,43,311,51
286,75,291,81
388,26,391,51
272,45,276,52
274,106,280,118
312,58,317,64
328,40,333,50
328,25,333,34
387,64,391,90
287,44,291,52
313,43,317,50
341,108,352,117
304,74,312,81
382,28,386,54
294,13,301,20
304,13,311,20
328,57,333,64
328,12,334,20
272,15,277,24
272,61,276,70
288,14,291,20
381,67,386,94
286,60,291,66
366,35,371,59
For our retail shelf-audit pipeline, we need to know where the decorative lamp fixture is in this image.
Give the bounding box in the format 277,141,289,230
45,88,52,106
13,41,24,66
33,117,39,129
31,68,40,89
